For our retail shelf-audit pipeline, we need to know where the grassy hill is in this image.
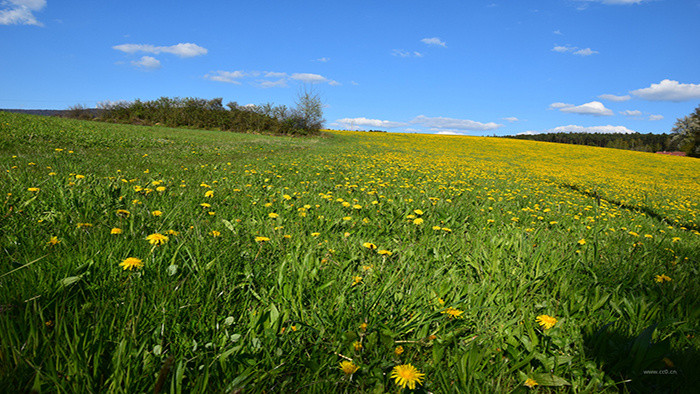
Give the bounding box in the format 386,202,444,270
1,112,699,392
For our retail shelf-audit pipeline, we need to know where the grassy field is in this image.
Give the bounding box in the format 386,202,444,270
1,111,699,393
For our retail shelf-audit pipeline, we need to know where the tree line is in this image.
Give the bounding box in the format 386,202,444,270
62,89,325,136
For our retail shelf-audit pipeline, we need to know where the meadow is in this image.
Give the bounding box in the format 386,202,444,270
1,111,699,393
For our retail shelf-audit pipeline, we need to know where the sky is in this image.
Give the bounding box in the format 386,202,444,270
1,0,699,136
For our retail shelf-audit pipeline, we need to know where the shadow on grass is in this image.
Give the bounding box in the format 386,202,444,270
583,322,700,393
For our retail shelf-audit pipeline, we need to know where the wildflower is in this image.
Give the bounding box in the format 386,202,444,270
75,174,85,179
167,230,179,235
343,216,352,221
119,257,144,271
27,187,40,192
432,225,442,231
204,190,214,198
76,223,92,229
390,364,425,390
208,211,215,216
353,341,363,351
151,210,163,217
352,276,363,286
47,236,60,245
268,212,279,218
362,242,377,250
116,209,130,217
414,209,423,215
441,307,463,319
339,361,359,375
200,203,211,208
111,228,123,235
394,346,404,356
671,237,681,242
146,233,169,245
311,232,320,237
255,236,270,242
377,249,392,256
210,230,221,237
524,378,539,388
353,204,362,209
536,314,557,330
359,322,368,332
654,274,672,283
156,186,166,192
578,239,586,245
413,218,424,225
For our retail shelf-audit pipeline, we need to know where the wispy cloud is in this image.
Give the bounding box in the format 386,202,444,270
524,125,637,135
392,49,423,58
620,110,642,117
648,114,664,121
0,0,46,26
549,101,613,116
113,43,208,58
552,44,598,56
598,93,631,102
630,79,700,102
205,70,339,87
131,56,161,70
315,57,330,62
421,37,447,47
503,117,520,122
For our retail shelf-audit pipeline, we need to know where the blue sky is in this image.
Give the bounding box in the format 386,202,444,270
2,0,699,136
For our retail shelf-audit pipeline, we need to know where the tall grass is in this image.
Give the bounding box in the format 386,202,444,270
1,112,699,392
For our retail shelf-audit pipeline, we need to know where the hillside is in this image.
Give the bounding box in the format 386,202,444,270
1,112,699,392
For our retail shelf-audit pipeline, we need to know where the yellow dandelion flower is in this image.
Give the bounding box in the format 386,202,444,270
75,174,85,179
27,187,40,192
536,314,557,330
352,276,363,286
47,236,60,245
578,239,586,245
524,378,539,388
343,216,352,221
146,233,169,245
441,307,463,319
204,190,214,198
110,228,123,235
76,223,92,229
432,225,442,231
654,274,672,283
359,322,368,332
339,361,359,375
156,186,166,192
394,346,404,356
151,210,163,217
353,341,362,351
414,209,423,215
210,230,221,237
311,232,320,237
353,204,362,209
671,237,681,242
377,249,392,256
362,242,377,250
116,209,130,217
167,229,179,235
255,236,270,242
268,212,279,218
390,364,425,390
119,257,144,271
200,202,211,208
413,218,424,225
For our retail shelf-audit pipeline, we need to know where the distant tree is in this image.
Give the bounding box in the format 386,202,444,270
669,105,700,157
293,86,324,132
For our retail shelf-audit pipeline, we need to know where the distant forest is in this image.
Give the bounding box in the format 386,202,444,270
504,132,674,153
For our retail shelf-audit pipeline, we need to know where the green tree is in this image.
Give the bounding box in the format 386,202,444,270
670,105,700,157
293,86,324,132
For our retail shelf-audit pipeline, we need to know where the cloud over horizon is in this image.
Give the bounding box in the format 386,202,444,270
522,124,637,135
550,101,613,116
411,115,503,131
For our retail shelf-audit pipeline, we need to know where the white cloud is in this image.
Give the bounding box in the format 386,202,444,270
421,37,447,47
598,93,631,102
0,0,46,26
435,130,465,135
131,56,161,70
113,43,208,58
548,125,636,134
392,49,423,58
205,70,338,87
630,79,700,102
552,44,598,56
503,117,519,122
518,130,540,135
335,117,407,130
573,48,598,56
620,110,642,116
204,70,246,84
553,30,563,35
649,114,664,121
550,101,613,116
411,115,503,131
315,57,330,62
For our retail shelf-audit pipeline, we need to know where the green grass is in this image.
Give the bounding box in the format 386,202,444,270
1,111,699,393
